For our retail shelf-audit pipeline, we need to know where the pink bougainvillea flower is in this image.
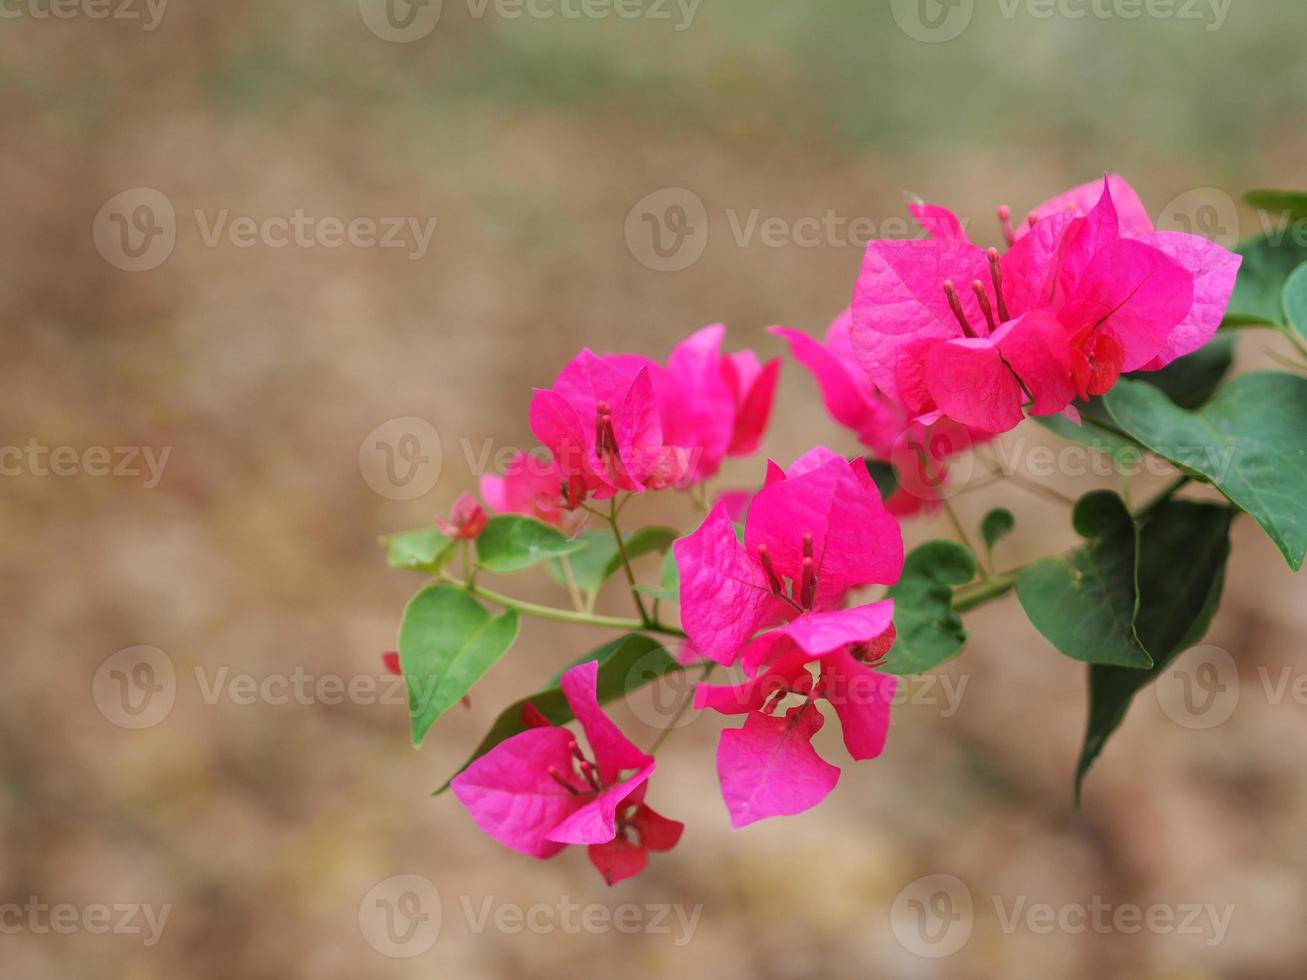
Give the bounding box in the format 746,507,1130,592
530,349,685,501
696,630,898,827
656,325,781,482
674,450,903,665
853,175,1239,433
479,450,582,530
451,661,681,883
435,492,488,541
771,311,994,515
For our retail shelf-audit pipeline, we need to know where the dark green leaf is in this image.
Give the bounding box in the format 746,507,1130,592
1074,501,1235,800
475,515,585,573
1142,333,1236,410
1244,189,1307,225
1104,372,1307,570
435,633,677,793
1016,491,1152,669
384,528,454,575
980,509,1015,554
865,459,899,499
398,585,520,746
1283,262,1307,343
549,525,677,593
1225,234,1307,326
884,541,977,675
1036,405,1145,467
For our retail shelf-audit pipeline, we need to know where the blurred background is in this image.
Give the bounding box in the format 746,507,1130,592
5,1,1307,977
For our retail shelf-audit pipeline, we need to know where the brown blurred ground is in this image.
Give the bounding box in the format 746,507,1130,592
4,1,1307,977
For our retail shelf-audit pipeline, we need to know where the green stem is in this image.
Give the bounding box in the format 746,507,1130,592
441,576,687,637
953,574,1017,613
648,662,715,754
607,496,652,626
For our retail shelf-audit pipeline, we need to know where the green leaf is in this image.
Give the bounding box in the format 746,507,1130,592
398,585,520,746
1244,189,1307,225
883,541,977,675
1282,262,1307,343
548,526,677,592
475,515,585,573
1074,501,1235,801
1035,335,1236,460
980,509,1015,554
384,528,454,575
1016,491,1152,669
1142,333,1236,410
1225,234,1307,326
865,459,899,499
1104,372,1307,570
434,633,677,793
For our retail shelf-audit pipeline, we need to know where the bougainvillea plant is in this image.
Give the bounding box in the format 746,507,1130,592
381,176,1307,884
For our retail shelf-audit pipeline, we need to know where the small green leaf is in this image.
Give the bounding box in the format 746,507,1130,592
1244,189,1307,225
399,585,520,746
883,541,977,675
1282,262,1307,343
638,547,682,604
1104,372,1307,570
1016,491,1152,669
475,515,585,573
980,509,1015,554
1074,501,1235,801
384,528,454,575
435,633,677,793
1225,234,1307,326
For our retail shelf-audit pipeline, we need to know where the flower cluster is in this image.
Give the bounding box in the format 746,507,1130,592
387,174,1251,886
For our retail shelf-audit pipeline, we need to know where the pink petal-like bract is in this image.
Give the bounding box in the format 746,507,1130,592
717,703,840,829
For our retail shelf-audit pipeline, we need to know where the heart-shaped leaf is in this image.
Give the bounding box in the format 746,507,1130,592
1074,500,1235,800
434,633,677,793
981,509,1015,555
475,515,585,573
384,528,454,575
1104,372,1307,570
399,584,520,746
883,540,977,675
1017,491,1152,669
